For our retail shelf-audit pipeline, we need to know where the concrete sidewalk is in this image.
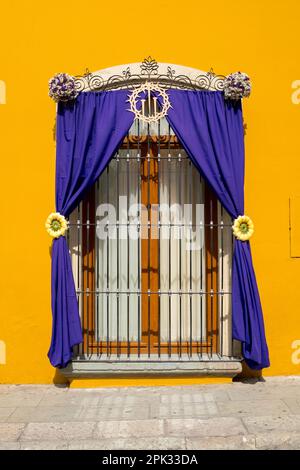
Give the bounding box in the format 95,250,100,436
1,377,300,450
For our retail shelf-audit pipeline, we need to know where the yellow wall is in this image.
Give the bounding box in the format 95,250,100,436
1,0,300,384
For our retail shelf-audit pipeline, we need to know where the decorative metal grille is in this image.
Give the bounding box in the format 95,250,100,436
67,117,237,362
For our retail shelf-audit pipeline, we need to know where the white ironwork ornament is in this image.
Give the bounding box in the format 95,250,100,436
127,82,171,123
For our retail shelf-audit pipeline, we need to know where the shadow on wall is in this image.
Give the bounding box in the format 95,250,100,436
53,368,69,386
233,361,264,384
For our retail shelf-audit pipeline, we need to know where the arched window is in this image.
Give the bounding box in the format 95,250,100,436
66,59,241,377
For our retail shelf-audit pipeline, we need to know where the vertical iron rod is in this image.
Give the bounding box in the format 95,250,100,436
200,175,203,358
158,119,161,358
147,122,151,358
220,204,224,357
77,204,82,356
210,196,214,358
168,124,171,358
127,141,130,357
178,151,182,358
86,195,90,357
81,203,85,356
137,121,141,358
116,153,120,358
189,160,193,357
106,166,110,357
96,180,100,357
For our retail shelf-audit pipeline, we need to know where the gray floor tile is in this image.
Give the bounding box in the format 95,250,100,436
0,423,26,441
69,437,186,450
217,399,290,417
166,417,246,437
243,414,300,434
186,435,256,450
94,419,165,439
8,406,84,423
0,407,16,422
20,421,96,441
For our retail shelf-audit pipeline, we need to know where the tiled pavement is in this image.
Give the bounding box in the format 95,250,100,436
1,377,300,449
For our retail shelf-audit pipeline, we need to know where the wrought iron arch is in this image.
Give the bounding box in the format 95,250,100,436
74,57,226,93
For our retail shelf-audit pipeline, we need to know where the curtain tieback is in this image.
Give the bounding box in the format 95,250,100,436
232,215,254,241
45,212,68,239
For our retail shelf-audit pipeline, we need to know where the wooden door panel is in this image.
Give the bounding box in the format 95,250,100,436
141,142,159,353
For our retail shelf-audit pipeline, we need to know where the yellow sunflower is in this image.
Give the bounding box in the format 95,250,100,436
232,215,254,241
45,212,68,238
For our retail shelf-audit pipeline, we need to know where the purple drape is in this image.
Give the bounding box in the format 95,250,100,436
157,90,269,369
48,90,135,367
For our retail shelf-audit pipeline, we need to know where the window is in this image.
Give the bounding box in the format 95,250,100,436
68,116,234,362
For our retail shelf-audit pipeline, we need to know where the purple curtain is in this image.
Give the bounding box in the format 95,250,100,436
48,90,135,367
157,90,269,370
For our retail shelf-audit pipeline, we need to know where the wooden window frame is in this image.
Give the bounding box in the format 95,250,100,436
81,135,219,356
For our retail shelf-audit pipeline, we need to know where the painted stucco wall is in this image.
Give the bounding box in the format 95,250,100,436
1,0,300,384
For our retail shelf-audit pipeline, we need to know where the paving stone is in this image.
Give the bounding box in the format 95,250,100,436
166,417,246,437
282,397,300,414
0,385,57,407
151,402,218,419
217,399,290,417
0,393,43,407
20,421,96,441
0,386,17,393
0,385,67,399
263,376,300,386
186,435,256,450
94,419,165,439
0,385,48,394
0,407,15,422
160,391,228,404
117,387,170,395
69,437,186,450
71,387,121,395
38,393,101,408
228,385,300,402
20,440,69,450
159,386,230,400
255,432,300,450
0,423,26,441
0,385,51,396
80,405,150,421
0,441,21,450
243,415,300,434
100,395,160,407
8,406,84,423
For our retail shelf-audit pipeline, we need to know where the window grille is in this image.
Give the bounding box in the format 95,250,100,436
68,116,237,362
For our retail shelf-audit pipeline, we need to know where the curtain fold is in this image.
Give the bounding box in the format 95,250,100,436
157,90,269,369
48,90,135,367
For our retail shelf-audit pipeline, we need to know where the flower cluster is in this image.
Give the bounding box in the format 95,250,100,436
224,72,251,100
45,212,68,238
48,73,78,102
232,215,254,241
